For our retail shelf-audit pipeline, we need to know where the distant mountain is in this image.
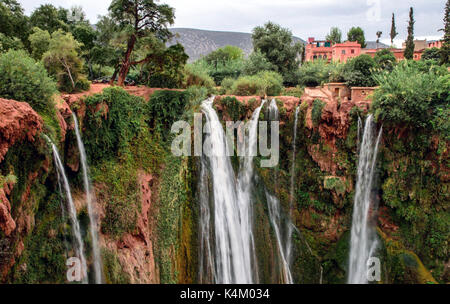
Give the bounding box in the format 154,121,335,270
168,28,305,62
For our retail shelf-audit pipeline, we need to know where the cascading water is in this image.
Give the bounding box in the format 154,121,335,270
348,114,382,284
198,156,214,283
266,192,293,284
200,97,266,283
45,136,88,284
72,113,103,284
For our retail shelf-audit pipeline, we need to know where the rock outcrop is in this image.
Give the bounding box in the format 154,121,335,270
0,98,43,162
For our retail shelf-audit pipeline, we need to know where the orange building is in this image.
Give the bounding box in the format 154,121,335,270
332,41,361,62
305,38,364,63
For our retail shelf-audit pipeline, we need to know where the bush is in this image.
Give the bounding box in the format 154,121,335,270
83,87,145,162
220,77,235,94
297,60,331,87
230,71,283,96
145,90,189,139
372,61,449,131
242,50,276,75
0,49,57,113
258,70,283,96
374,49,397,71
231,75,265,96
0,33,24,52
343,54,377,87
312,99,326,126
184,62,215,89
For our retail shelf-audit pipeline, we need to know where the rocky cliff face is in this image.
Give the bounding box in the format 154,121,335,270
0,84,447,284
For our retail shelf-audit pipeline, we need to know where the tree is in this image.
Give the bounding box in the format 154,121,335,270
30,4,68,33
243,50,276,75
28,27,51,60
421,47,442,61
374,48,396,71
326,27,342,44
0,0,30,46
440,0,450,64
347,27,366,48
109,0,175,86
376,31,382,49
343,54,376,87
0,49,57,113
404,7,415,60
42,30,86,92
252,22,302,85
72,24,97,78
204,45,243,67
390,13,398,45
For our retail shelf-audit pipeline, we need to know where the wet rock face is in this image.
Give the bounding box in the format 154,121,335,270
0,98,43,162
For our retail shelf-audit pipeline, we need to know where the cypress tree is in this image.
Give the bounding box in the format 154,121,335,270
441,0,450,64
404,7,415,60
390,13,398,45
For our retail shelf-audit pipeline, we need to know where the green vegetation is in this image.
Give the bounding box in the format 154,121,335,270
227,71,283,96
311,99,325,126
252,22,303,85
83,87,145,162
404,7,415,60
0,49,57,113
347,26,366,48
372,61,449,131
145,90,189,138
326,27,342,44
43,30,89,92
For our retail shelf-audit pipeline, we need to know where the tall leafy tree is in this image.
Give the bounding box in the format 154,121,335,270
252,22,303,85
326,27,342,44
0,0,30,46
28,27,51,60
109,0,175,86
441,0,450,64
347,27,366,48
30,4,68,33
404,7,415,60
390,13,398,45
42,30,85,92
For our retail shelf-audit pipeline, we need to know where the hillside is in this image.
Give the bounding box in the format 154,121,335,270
168,28,305,61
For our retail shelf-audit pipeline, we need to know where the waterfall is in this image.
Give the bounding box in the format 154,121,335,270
46,136,88,284
72,113,103,284
198,156,214,283
348,114,382,284
266,192,294,283
200,97,265,283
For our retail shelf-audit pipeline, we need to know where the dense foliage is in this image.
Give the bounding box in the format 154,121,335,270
0,49,56,113
372,61,449,132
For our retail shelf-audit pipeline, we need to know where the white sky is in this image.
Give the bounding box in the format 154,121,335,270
18,0,445,47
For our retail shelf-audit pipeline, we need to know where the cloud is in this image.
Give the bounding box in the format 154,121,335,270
18,0,445,41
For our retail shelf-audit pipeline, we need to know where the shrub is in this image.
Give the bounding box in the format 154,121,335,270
0,49,57,113
297,60,331,87
372,61,449,131
242,50,276,75
183,62,215,89
343,54,377,87
374,49,397,71
231,75,265,96
145,90,189,139
421,47,441,62
220,77,235,94
230,71,283,96
312,99,326,126
83,87,145,162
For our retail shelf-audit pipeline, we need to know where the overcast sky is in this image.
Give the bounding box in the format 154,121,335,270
18,0,446,47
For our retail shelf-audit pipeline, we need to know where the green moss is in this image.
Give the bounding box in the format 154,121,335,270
311,99,325,126
102,248,130,284
324,176,346,196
